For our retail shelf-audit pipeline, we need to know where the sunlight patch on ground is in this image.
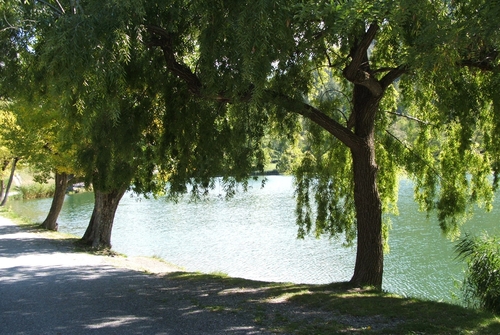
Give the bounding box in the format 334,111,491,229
85,316,152,329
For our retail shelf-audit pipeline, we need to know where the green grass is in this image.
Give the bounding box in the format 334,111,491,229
165,272,500,334
0,206,41,229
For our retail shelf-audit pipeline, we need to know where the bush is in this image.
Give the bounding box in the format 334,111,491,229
455,233,500,314
12,183,55,200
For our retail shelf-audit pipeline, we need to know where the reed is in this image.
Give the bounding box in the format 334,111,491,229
12,183,55,200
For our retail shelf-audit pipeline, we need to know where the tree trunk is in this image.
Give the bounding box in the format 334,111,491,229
81,187,127,249
41,172,69,231
348,85,384,288
0,157,19,206
349,144,383,288
0,159,9,200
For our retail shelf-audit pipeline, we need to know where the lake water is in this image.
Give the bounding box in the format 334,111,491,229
7,176,500,303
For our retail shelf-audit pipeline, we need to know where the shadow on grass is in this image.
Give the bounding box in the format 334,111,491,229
165,272,500,334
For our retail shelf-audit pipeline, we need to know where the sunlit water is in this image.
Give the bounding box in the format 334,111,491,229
8,176,500,303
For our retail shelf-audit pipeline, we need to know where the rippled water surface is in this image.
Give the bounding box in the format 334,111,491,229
8,176,500,302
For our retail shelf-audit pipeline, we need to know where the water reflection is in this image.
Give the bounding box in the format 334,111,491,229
8,176,500,302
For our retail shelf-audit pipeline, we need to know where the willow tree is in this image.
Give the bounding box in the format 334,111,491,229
10,0,266,248
20,0,171,248
1,1,82,229
145,0,500,287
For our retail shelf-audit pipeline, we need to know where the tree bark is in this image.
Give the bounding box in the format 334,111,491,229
81,187,127,249
348,84,384,288
0,157,19,206
0,159,10,200
41,172,69,231
349,143,383,288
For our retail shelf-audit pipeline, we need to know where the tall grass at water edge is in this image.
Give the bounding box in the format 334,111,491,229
11,183,54,200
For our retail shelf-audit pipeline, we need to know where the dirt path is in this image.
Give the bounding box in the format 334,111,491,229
0,215,289,334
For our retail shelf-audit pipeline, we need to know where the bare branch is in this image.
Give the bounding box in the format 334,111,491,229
54,0,66,14
386,111,430,125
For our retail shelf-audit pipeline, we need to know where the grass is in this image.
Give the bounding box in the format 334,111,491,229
162,271,500,334
1,206,76,239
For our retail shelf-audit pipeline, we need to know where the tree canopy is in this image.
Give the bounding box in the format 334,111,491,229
141,0,500,286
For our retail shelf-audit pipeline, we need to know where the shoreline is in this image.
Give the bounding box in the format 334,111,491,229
0,207,185,276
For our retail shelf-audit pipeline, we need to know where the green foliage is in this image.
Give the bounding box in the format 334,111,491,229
455,234,500,314
294,120,356,242
12,183,54,200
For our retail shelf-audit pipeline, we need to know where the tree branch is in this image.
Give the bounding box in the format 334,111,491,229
264,90,361,149
145,25,203,96
386,111,430,125
343,23,383,96
146,24,361,150
55,0,66,14
385,130,443,181
350,23,379,70
380,65,407,90
460,58,497,72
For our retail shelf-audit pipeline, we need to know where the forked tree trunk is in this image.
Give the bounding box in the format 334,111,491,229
81,187,127,249
41,172,69,231
348,85,384,288
0,157,19,206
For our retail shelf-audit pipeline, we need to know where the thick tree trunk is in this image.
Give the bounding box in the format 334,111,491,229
81,187,127,249
348,85,384,288
349,144,383,288
0,157,19,206
41,172,69,231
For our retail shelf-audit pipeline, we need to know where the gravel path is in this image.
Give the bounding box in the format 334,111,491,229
0,215,336,334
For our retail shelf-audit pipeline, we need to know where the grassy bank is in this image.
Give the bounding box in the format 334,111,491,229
164,272,500,334
1,207,499,334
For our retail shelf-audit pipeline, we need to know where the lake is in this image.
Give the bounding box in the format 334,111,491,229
8,175,500,303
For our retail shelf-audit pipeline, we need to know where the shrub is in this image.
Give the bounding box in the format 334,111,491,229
12,183,55,200
455,233,500,314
